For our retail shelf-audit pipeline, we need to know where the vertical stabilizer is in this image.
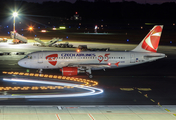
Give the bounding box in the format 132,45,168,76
132,25,163,52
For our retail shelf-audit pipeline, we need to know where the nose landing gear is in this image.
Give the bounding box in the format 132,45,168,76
86,69,93,78
39,69,43,74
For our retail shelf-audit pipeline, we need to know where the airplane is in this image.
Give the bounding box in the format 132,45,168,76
18,25,166,78
33,37,62,47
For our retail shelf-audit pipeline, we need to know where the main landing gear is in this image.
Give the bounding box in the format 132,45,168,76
86,69,93,78
39,69,43,74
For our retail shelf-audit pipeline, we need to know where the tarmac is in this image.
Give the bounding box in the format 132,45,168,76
0,40,176,119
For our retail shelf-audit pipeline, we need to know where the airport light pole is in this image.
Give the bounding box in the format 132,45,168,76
13,12,18,32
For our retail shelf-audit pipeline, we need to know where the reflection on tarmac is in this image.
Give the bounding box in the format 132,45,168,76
1,71,103,98
2,78,103,98
2,71,98,86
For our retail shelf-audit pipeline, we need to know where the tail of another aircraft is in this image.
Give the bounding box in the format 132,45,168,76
132,25,163,52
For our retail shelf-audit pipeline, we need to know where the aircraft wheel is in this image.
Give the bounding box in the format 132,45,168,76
89,74,93,78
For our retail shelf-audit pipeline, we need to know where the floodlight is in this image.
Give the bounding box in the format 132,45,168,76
13,12,18,17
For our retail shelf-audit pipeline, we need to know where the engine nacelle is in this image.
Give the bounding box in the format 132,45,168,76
60,67,85,76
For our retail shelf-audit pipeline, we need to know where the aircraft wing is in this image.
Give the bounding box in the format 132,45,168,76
67,63,111,69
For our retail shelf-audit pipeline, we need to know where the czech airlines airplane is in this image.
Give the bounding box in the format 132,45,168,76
18,25,166,78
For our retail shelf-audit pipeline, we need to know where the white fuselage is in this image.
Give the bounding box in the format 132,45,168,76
18,51,166,70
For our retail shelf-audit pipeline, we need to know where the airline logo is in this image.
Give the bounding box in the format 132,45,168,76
142,26,162,52
98,53,110,63
46,54,58,66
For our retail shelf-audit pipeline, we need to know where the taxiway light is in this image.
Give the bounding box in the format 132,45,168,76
53,75,57,78
30,73,34,76
58,76,62,79
14,72,19,75
24,73,29,76
49,75,53,78
39,74,44,77
19,72,24,75
34,74,39,77
44,75,48,77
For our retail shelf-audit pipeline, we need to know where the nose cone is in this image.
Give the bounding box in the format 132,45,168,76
18,59,27,68
18,60,23,67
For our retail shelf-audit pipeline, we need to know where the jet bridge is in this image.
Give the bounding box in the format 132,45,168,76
10,31,27,43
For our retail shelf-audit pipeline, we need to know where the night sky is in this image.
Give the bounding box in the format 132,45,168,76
24,0,176,4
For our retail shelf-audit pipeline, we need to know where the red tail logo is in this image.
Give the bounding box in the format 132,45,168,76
46,54,58,66
142,26,162,52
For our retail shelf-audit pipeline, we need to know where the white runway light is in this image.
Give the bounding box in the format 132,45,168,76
2,78,103,98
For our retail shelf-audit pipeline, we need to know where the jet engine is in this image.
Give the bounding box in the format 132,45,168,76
60,67,85,76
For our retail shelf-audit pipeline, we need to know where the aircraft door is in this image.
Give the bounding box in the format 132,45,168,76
38,52,43,63
130,53,135,63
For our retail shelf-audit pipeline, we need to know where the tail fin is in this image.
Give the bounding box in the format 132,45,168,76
132,25,163,52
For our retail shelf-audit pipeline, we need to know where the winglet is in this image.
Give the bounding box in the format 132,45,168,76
132,25,163,52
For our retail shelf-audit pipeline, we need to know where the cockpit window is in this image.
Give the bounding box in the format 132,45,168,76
24,55,32,59
24,55,28,58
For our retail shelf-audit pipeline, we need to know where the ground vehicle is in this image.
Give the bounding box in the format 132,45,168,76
78,45,109,51
55,42,73,48
0,38,7,42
